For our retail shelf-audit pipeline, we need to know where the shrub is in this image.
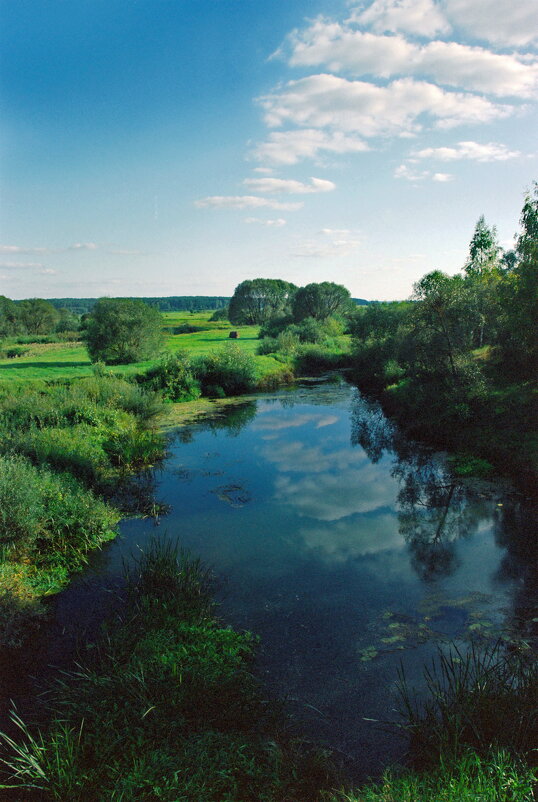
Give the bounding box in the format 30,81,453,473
0,455,44,551
193,343,256,396
85,298,163,365
142,353,201,402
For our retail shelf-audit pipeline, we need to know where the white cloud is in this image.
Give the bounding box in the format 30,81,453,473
258,75,511,138
292,238,360,258
243,217,287,226
243,176,336,194
68,242,98,251
0,261,44,269
0,245,49,254
442,0,538,47
194,195,303,210
251,128,369,165
351,0,450,38
282,20,538,97
412,140,522,162
394,164,453,181
251,167,274,174
320,228,351,235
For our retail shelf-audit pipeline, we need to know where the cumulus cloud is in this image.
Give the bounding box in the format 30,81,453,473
432,172,454,181
281,20,538,98
258,75,511,138
251,128,369,165
243,217,287,226
442,0,538,47
194,195,303,210
411,140,523,162
351,0,450,38
243,176,336,194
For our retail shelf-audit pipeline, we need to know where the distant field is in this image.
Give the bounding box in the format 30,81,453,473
0,312,280,382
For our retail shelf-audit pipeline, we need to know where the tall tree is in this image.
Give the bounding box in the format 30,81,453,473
228,279,296,325
500,183,538,375
292,282,351,322
19,298,60,335
0,296,22,336
85,298,163,364
464,216,501,277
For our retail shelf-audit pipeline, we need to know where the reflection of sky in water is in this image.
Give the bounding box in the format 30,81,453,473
44,384,535,782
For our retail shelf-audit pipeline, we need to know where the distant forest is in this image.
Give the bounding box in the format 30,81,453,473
36,296,370,315
42,297,231,315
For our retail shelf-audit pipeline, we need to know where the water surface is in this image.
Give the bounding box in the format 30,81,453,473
3,381,537,779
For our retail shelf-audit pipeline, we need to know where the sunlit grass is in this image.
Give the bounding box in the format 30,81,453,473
0,311,280,382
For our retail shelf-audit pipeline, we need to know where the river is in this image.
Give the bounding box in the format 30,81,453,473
1,379,536,781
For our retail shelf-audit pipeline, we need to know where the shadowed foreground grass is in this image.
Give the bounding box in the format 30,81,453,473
0,539,335,801
1,541,535,801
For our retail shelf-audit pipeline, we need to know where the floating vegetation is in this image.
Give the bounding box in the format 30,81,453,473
356,590,527,666
211,483,251,507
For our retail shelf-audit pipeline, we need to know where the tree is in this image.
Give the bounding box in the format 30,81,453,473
464,216,501,277
499,183,538,375
0,296,22,336
292,282,351,322
19,298,59,335
85,298,163,364
228,279,296,325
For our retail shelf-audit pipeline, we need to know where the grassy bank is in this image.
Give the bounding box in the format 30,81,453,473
0,540,333,801
1,542,535,801
0,374,166,647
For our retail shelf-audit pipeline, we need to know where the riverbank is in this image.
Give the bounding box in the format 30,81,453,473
1,537,535,800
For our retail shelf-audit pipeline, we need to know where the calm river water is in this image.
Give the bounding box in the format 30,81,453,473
2,380,536,780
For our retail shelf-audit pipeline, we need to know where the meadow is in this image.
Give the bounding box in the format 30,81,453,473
0,312,280,383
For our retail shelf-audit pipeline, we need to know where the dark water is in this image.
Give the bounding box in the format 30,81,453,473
2,381,536,780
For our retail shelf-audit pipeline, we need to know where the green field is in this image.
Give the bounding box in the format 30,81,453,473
0,312,280,382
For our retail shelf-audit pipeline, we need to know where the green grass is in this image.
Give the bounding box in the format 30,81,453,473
0,312,282,382
0,539,334,801
327,750,536,802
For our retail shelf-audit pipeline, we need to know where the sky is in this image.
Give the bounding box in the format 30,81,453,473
0,0,537,301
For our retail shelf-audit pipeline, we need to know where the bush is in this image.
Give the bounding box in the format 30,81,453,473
85,298,163,365
142,353,201,402
193,343,256,397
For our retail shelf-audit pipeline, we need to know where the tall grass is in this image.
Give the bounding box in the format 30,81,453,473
0,538,334,800
396,641,537,765
327,749,536,802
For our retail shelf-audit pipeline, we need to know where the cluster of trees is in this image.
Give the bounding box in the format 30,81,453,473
0,296,79,338
352,184,537,391
47,296,230,316
228,278,353,326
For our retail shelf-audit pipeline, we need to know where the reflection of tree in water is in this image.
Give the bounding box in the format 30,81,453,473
350,390,491,581
205,401,257,437
111,470,170,519
492,497,538,647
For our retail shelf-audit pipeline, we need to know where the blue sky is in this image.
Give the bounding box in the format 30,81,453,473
1,0,536,301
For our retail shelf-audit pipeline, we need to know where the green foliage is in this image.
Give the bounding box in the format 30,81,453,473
19,298,60,335
0,454,118,567
396,641,537,764
292,282,352,322
193,343,257,396
229,278,296,325
0,540,332,800
328,750,536,802
85,298,163,365
142,353,201,402
0,296,22,337
464,215,501,277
